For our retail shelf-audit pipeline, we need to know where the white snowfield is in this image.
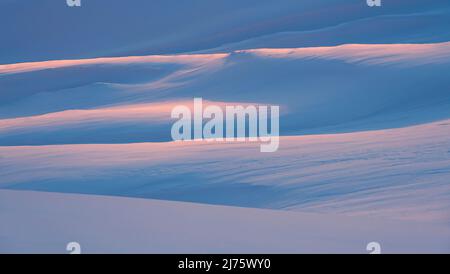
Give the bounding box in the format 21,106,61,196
1,189,449,254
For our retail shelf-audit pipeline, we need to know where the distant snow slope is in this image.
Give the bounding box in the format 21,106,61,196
1,189,449,253
1,0,450,63
1,42,450,145
1,120,449,223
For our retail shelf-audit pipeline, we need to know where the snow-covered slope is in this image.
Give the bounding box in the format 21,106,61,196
1,42,450,145
2,120,449,223
1,190,449,253
1,0,450,63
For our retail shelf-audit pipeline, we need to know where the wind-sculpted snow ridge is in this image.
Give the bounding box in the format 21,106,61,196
1,42,448,74
1,190,449,253
0,54,228,75
1,42,450,145
242,42,450,66
0,100,261,145
1,120,449,223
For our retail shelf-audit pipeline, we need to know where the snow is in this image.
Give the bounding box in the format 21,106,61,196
1,189,449,254
2,0,450,63
1,42,450,145
1,121,449,224
1,0,450,253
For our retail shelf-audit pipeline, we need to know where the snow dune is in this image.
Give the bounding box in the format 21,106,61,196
0,99,261,145
1,120,449,224
2,42,448,75
1,42,450,145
